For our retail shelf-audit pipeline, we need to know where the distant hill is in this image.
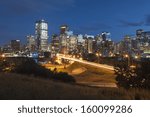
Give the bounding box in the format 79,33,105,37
0,73,150,100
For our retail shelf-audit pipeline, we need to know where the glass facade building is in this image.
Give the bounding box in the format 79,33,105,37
35,20,48,51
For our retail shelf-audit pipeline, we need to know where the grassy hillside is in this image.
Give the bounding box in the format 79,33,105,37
66,62,116,83
0,73,150,100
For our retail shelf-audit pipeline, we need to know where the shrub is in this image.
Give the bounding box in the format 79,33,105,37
115,59,150,89
53,72,75,83
0,57,75,83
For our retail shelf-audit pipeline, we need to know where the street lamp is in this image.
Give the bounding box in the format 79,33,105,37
125,54,129,58
124,54,130,66
96,52,102,63
96,53,99,56
134,55,139,59
1,54,5,58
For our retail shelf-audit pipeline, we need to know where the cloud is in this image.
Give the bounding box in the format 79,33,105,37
145,15,150,26
119,15,150,27
0,0,75,16
73,23,112,34
119,20,144,27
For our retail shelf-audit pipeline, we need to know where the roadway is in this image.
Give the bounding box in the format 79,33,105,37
77,82,117,88
57,54,117,88
57,54,114,71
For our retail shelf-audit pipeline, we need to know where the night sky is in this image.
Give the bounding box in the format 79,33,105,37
1,0,150,45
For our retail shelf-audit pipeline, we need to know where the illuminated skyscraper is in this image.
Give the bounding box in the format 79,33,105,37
136,29,144,40
35,19,49,51
11,40,21,52
27,35,36,52
60,25,69,34
51,34,60,54
84,35,94,53
101,32,111,41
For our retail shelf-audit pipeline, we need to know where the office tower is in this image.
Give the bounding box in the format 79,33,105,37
60,25,69,34
102,32,107,41
35,19,49,51
59,25,75,54
51,34,60,54
69,35,77,54
123,35,132,55
59,34,68,54
77,34,84,43
142,31,150,40
83,35,94,54
11,40,21,52
87,38,93,53
136,29,144,40
27,35,36,52
77,34,85,54
101,32,111,41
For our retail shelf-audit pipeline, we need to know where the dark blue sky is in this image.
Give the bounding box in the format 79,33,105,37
1,0,150,45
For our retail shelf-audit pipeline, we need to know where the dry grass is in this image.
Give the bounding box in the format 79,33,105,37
66,62,116,83
0,73,150,100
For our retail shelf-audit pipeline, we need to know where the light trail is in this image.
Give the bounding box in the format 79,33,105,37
57,54,117,88
58,54,114,71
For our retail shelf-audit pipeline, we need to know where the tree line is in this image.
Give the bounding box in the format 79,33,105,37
0,57,75,83
114,58,150,89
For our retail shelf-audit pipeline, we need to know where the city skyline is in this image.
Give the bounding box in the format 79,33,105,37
1,0,150,45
